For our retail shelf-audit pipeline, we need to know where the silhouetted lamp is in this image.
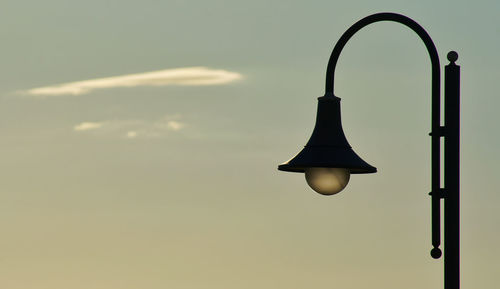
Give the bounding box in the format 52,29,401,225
278,12,461,289
278,92,376,195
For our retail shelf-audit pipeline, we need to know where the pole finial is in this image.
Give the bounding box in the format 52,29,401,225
431,247,442,259
447,51,458,63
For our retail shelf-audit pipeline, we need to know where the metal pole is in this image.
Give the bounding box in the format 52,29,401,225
444,51,460,289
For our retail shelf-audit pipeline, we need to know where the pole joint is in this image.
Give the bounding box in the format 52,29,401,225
429,188,446,199
429,126,447,137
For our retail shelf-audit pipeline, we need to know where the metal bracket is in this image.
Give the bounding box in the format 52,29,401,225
429,126,447,137
429,188,446,199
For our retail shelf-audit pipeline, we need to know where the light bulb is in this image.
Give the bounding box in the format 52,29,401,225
305,167,350,195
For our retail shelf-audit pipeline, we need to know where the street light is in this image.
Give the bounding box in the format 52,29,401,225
278,13,460,289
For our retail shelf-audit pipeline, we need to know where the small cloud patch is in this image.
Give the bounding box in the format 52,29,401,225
73,116,187,139
73,122,103,131
166,121,184,131
126,131,138,139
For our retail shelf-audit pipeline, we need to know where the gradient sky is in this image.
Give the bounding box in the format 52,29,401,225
1,1,499,289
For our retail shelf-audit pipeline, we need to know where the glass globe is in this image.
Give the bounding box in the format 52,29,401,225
305,167,350,195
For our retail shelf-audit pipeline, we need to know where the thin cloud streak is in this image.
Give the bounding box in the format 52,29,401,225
73,116,187,139
25,67,242,96
73,122,104,131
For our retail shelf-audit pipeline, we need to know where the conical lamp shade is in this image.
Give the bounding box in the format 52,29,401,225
278,94,376,174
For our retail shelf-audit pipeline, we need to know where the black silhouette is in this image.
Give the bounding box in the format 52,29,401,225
278,12,460,289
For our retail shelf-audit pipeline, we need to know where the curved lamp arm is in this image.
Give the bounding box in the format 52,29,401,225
325,12,440,95
324,12,443,258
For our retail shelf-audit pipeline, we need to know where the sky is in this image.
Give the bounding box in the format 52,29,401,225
0,0,499,288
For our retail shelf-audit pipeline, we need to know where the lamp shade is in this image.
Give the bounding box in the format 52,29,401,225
278,94,377,174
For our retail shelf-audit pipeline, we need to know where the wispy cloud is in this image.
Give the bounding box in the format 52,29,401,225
126,131,138,139
73,115,187,139
165,120,184,131
25,67,242,96
73,122,104,131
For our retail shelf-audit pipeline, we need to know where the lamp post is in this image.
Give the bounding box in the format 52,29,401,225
278,13,460,289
